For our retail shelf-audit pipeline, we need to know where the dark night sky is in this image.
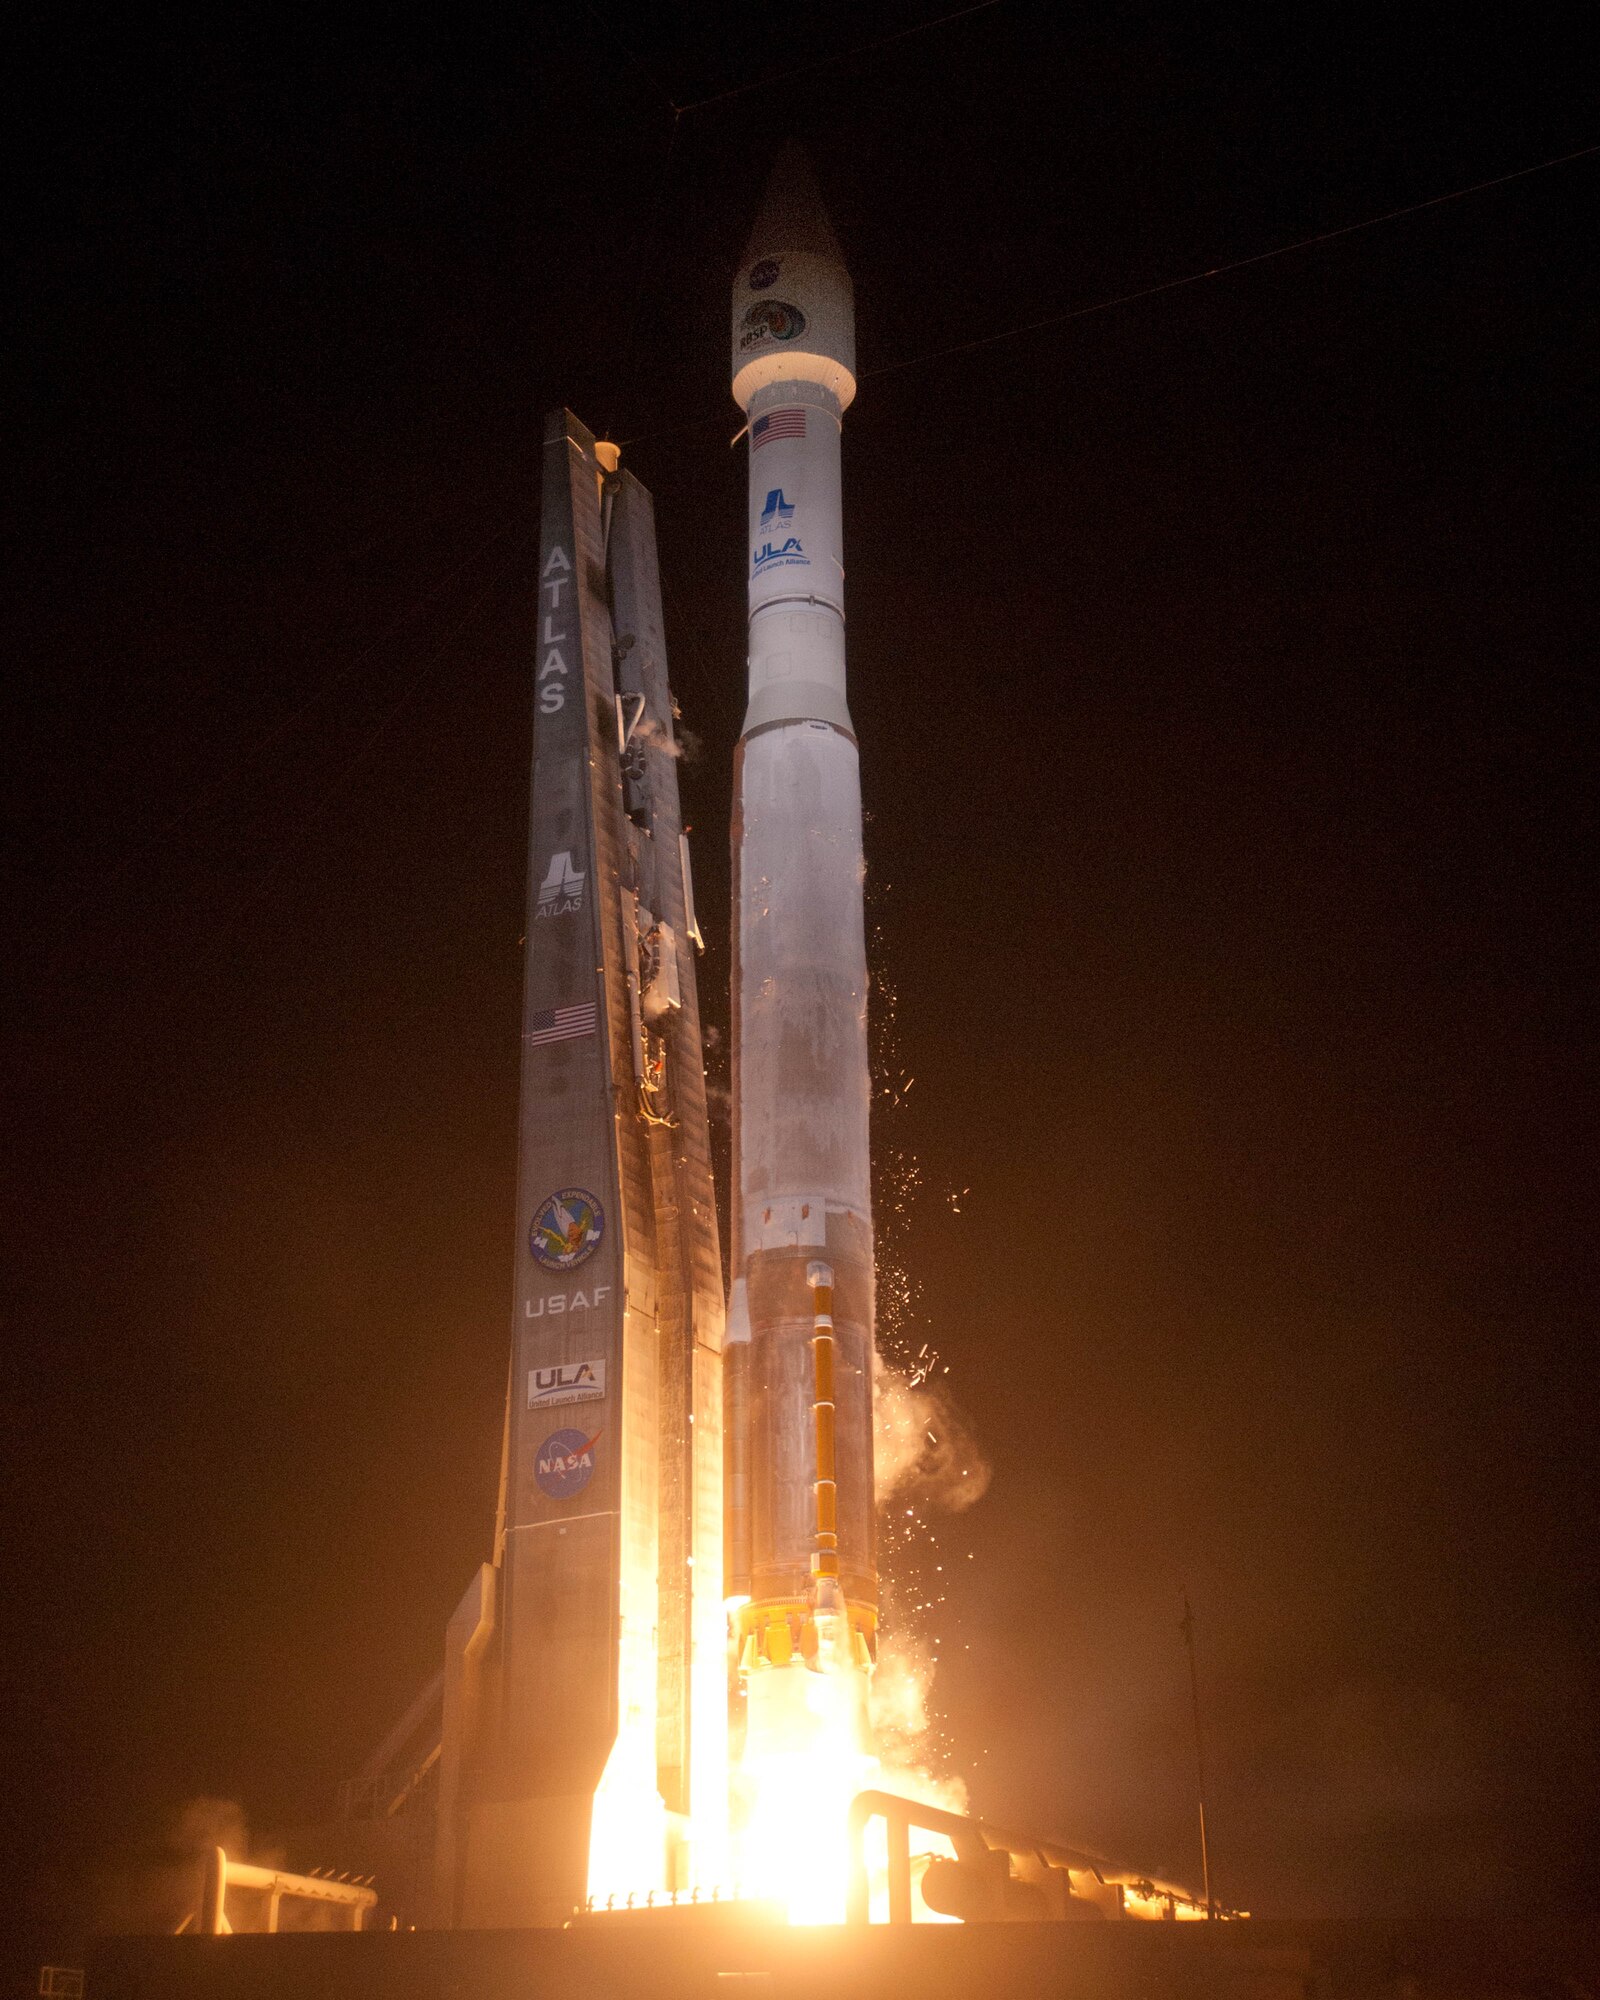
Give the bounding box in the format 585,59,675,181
4,0,1596,1957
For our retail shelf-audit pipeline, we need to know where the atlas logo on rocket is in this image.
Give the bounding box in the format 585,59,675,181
536,545,572,714
759,490,795,528
534,1425,601,1499
535,849,585,917
529,1189,604,1271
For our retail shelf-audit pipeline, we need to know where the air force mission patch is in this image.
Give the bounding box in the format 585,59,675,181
529,1188,604,1272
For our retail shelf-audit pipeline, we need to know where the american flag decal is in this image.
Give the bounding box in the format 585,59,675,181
752,408,805,449
524,1001,597,1047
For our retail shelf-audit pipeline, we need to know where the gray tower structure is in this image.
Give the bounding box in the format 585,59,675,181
436,411,726,1928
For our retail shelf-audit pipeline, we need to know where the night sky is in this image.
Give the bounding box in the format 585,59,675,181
5,1,1596,1959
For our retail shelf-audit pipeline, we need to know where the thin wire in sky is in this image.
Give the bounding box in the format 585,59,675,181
671,1,1004,115
863,142,1600,381
577,0,1009,124
618,139,1597,446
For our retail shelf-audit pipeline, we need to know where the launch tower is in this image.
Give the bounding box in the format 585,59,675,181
436,413,727,1928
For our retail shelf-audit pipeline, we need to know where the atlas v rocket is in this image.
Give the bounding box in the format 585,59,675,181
433,152,874,1927
725,153,878,1684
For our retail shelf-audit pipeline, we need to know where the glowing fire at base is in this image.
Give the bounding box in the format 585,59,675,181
584,1638,964,1924
587,1721,670,1909
584,1344,975,1922
582,1650,880,1922
733,1657,878,1923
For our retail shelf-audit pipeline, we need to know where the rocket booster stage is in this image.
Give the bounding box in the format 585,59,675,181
726,150,877,1684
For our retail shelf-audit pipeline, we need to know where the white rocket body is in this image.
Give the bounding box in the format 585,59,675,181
726,156,877,1682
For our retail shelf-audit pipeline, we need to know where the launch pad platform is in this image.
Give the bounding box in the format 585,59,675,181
85,1914,1600,2000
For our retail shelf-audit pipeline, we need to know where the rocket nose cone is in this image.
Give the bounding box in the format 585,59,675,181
740,142,847,270
732,142,855,411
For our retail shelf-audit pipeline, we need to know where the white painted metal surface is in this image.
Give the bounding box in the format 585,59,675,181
728,149,877,1656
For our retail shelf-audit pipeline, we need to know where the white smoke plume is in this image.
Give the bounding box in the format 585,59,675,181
634,714,702,763
875,1352,991,1514
871,1627,973,1852
95,1796,283,1936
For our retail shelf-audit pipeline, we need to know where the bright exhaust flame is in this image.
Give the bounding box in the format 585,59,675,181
584,1041,985,1926
582,1332,981,1921
586,1721,668,1908
729,1641,967,1925
733,1657,877,1922
718,1337,980,1925
584,1598,966,1922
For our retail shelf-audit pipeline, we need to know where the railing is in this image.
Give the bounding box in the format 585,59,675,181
181,1846,377,1934
338,1741,441,1822
846,1790,1236,1925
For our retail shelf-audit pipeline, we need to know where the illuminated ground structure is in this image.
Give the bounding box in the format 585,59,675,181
303,410,733,1930
86,157,1600,1998
140,159,1220,1950
450,412,731,1925
87,1911,1600,2000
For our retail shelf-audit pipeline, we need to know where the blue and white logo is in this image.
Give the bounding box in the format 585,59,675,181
749,258,780,290
753,536,808,573
759,489,795,529
530,1189,604,1271
535,1425,601,1499
527,1359,605,1411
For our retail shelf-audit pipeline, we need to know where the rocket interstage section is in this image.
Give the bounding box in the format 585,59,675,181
727,150,877,1683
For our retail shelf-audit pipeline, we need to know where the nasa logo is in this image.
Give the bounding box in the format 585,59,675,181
529,1189,604,1271
759,489,795,528
527,1359,606,1410
535,1425,600,1499
752,536,808,573
749,258,780,290
738,299,807,351
535,849,585,918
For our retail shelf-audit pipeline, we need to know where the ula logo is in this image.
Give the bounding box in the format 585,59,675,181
759,489,795,528
536,849,585,917
528,1359,606,1410
535,1426,600,1499
753,536,807,572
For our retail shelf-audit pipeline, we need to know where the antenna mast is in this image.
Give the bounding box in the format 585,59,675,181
1180,1587,1216,1919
